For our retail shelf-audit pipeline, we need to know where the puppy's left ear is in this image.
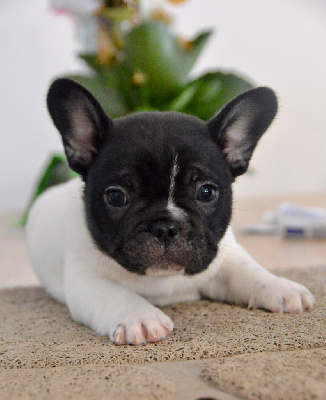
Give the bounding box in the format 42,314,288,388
47,78,112,176
208,87,278,178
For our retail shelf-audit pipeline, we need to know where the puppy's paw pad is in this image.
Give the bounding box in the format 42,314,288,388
112,309,173,346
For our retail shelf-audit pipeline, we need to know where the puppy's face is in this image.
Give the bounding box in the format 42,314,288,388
47,79,278,276
85,113,233,275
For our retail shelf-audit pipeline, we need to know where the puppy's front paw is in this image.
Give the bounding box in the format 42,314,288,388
248,276,314,313
112,307,174,346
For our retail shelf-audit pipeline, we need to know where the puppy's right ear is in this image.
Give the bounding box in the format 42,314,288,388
47,78,112,176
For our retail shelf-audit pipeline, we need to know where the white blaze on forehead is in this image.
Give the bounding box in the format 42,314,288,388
167,154,187,221
168,154,179,200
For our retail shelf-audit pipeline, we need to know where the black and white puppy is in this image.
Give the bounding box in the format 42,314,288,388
26,79,314,345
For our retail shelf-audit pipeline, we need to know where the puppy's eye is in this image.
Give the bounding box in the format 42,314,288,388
105,186,129,208
196,184,219,203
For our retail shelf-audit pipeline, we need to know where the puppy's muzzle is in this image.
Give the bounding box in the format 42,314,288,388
121,215,209,276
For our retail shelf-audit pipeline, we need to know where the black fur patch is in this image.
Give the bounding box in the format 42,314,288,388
84,112,233,275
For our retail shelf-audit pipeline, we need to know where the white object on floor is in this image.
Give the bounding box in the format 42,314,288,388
241,203,326,239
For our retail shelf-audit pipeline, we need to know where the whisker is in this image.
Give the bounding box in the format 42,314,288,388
219,243,245,254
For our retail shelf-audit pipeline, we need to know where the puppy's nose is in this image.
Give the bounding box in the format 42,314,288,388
151,221,179,244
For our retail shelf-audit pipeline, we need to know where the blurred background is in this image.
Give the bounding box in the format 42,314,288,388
1,0,326,214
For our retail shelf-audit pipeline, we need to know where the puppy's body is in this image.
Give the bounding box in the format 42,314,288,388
26,80,314,345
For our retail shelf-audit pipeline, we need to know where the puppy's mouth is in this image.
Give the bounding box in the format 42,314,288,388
145,262,185,277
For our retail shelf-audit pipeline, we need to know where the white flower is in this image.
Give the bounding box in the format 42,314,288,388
50,0,102,16
139,0,165,18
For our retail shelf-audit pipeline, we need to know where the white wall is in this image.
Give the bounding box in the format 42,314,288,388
1,0,326,212
0,1,80,213
168,0,326,200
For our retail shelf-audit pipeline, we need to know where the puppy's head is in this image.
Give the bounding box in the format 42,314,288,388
47,79,277,276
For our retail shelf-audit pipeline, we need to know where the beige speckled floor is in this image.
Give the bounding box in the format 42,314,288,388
1,192,326,400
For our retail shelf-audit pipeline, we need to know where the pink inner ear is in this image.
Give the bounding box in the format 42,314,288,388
64,102,99,170
65,97,101,167
70,104,96,144
223,116,249,164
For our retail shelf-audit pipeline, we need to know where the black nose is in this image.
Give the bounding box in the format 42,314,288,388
151,221,179,244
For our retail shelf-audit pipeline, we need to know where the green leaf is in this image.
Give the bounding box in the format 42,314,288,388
65,74,130,118
78,54,102,73
124,22,212,105
18,154,75,226
184,31,212,76
99,7,133,22
168,71,254,120
165,81,201,112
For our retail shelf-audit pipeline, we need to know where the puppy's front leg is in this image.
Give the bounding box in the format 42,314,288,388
201,241,314,313
63,259,173,345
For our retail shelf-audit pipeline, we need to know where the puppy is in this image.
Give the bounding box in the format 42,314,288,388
26,79,314,345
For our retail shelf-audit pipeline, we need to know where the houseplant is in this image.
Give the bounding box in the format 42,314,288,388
20,0,252,225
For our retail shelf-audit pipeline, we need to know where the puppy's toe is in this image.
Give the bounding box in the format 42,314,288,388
126,323,147,345
282,291,303,313
145,318,173,342
300,289,315,310
113,322,147,345
281,282,315,313
113,325,126,345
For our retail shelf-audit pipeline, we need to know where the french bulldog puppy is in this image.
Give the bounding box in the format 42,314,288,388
26,79,314,345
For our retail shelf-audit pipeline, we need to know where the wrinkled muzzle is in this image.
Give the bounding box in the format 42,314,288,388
118,218,212,276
